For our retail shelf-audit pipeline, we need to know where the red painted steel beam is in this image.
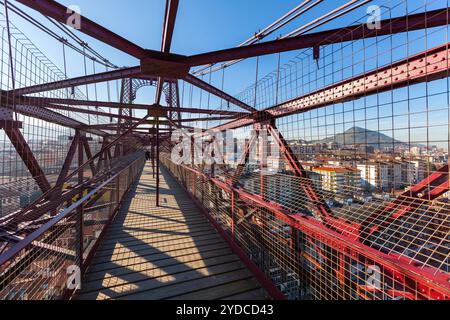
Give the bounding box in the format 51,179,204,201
11,67,142,95
82,137,97,176
54,134,79,192
1,94,107,136
406,164,449,198
177,116,236,122
3,126,51,193
210,41,450,133
358,164,450,241
267,42,450,119
161,0,179,54
40,103,143,121
267,124,333,222
231,134,257,184
184,74,256,112
154,0,180,105
42,102,232,124
23,96,247,116
210,117,254,132
0,156,144,268
15,0,150,60
0,185,83,228
82,121,191,130
186,8,450,66
164,166,286,299
6,116,151,226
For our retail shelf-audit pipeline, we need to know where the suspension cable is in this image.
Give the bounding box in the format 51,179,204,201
1,0,117,69
4,0,17,121
194,0,370,76
192,0,321,75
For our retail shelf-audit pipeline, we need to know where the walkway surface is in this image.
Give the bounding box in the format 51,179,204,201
76,162,269,300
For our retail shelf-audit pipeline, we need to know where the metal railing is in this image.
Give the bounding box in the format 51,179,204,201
161,154,450,300
0,154,145,300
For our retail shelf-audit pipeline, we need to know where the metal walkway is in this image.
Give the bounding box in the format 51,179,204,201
75,162,269,300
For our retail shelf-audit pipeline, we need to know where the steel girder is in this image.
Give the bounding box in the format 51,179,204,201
15,0,150,60
17,1,449,69
1,115,151,228
267,124,333,222
36,103,145,122
54,134,79,193
3,125,51,193
0,95,107,136
212,42,450,248
186,8,450,66
267,42,450,118
358,164,450,242
46,103,226,126
209,42,450,132
184,74,256,112
14,2,450,124
11,67,142,96
163,81,182,127
406,165,450,200
154,0,180,107
9,1,450,300
161,0,179,53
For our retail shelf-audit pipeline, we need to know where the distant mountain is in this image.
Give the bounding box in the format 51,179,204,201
316,126,403,147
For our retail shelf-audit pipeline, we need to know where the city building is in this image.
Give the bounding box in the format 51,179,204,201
312,166,360,201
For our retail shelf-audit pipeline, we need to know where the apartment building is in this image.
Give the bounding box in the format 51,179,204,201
312,166,360,200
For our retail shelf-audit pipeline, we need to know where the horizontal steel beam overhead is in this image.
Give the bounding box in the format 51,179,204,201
76,115,234,130
11,67,142,95
267,42,450,118
184,74,256,112
38,102,236,124
0,99,107,136
186,8,450,66
177,116,236,122
131,129,171,133
210,117,254,132
84,122,193,130
11,94,246,116
16,0,148,60
208,41,450,132
43,101,220,124
40,103,141,121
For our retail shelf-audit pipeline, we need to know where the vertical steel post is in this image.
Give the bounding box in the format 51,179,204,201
156,116,160,207
259,129,266,200
231,191,235,241
151,135,156,178
77,130,84,269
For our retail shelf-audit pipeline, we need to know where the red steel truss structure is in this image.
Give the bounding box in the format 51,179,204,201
0,0,450,300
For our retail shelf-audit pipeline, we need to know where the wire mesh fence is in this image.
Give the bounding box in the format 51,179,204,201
1,0,450,301
0,154,144,300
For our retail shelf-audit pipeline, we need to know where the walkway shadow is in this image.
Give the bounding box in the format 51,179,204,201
76,163,266,300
